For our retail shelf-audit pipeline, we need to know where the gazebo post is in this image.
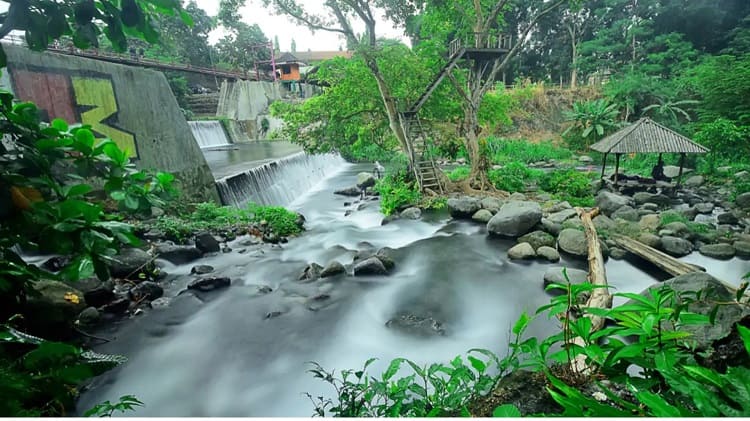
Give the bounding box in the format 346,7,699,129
677,153,686,187
614,153,621,187
600,152,608,180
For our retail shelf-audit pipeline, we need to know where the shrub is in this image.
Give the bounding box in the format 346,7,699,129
374,171,421,216
538,169,595,207
659,210,688,227
488,162,544,193
485,137,573,165
447,166,470,181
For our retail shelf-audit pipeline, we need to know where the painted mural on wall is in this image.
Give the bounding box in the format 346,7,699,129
8,66,138,158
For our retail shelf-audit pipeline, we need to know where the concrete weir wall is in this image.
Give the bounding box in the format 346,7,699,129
0,44,220,203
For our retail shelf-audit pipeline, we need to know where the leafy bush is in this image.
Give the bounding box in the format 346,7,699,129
563,99,621,151
447,166,470,181
538,169,596,207
485,137,573,165
693,119,750,162
488,162,544,193
659,211,688,227
374,172,421,216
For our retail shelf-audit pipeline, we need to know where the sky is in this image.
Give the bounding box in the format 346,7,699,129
194,0,408,52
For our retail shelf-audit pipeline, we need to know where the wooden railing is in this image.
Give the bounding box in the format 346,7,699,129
448,32,512,57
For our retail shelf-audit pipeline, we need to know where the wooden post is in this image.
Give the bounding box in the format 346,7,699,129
677,153,686,187
614,153,621,187
600,152,608,180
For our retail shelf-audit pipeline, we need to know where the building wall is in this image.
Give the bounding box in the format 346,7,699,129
279,63,301,81
0,44,220,203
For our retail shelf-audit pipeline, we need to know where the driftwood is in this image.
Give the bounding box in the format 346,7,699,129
610,234,704,277
569,208,613,374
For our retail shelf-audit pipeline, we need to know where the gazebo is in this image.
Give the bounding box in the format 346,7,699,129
590,117,710,187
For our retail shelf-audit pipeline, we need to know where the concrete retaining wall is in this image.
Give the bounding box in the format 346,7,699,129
0,45,219,203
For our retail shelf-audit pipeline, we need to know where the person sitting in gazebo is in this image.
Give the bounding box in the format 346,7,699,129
651,156,671,182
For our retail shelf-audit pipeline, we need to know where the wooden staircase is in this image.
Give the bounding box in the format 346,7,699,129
405,40,466,115
401,113,444,194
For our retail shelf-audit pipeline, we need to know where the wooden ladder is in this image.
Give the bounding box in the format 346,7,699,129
402,113,444,194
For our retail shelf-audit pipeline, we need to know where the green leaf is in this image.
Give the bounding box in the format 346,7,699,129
63,184,93,198
492,404,521,417
467,355,486,373
382,358,404,381
512,311,530,335
51,118,69,132
738,325,750,355
633,390,681,417
75,128,96,148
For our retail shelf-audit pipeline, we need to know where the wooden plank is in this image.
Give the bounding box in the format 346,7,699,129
611,234,705,277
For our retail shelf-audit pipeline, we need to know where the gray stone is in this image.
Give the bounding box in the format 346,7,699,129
562,218,584,230
335,186,361,197
376,248,397,270
536,193,553,202
579,155,594,163
356,172,376,189
699,243,735,260
736,192,750,209
696,203,715,214
191,265,214,275
509,192,528,201
546,201,573,213
448,196,482,218
188,277,231,292
610,248,628,260
681,207,699,221
195,232,220,254
299,263,324,281
685,175,705,187
639,233,662,249
558,228,587,258
641,203,660,212
400,207,422,220
633,192,671,207
612,205,640,222
663,222,689,236
734,241,750,259
108,248,152,279
487,201,543,237
547,208,578,224
320,261,346,278
718,212,739,225
26,280,87,338
353,257,389,276
518,230,556,250
155,244,202,265
541,218,562,236
537,246,560,263
508,243,536,260
596,191,632,216
77,307,100,326
129,281,164,301
735,171,749,179
543,267,589,288
480,197,504,213
593,215,617,231
472,209,493,223
639,214,661,232
660,236,694,257
665,165,691,178
386,313,445,337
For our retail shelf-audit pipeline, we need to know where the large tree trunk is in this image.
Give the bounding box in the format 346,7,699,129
364,57,411,164
461,103,492,189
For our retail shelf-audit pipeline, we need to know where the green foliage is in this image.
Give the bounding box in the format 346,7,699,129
478,90,515,134
694,119,750,162
488,162,544,194
686,54,750,125
447,166,470,182
485,138,573,165
563,99,621,150
659,211,688,227
374,171,421,216
85,395,143,417
538,169,595,207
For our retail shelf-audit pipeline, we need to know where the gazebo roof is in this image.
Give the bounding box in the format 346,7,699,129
276,52,307,65
590,118,709,154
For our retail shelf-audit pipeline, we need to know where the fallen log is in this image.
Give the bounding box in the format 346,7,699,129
610,234,705,277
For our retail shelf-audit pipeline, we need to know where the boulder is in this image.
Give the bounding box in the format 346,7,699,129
537,246,560,263
593,215,616,231
195,232,220,254
640,203,660,212
508,243,536,260
353,257,389,276
155,244,202,265
610,248,628,260
63,277,114,308
400,207,422,220
191,265,214,275
487,201,543,237
734,241,750,259
375,248,397,270
129,281,164,301
696,203,715,214
547,208,578,224
660,236,694,257
25,280,87,339
735,170,750,179
543,267,589,288
639,214,661,232
681,207,699,221
541,218,562,236
385,313,445,337
447,196,481,218
108,248,152,278
188,277,231,292
518,231,556,250
356,172,376,189
663,222,689,236
471,209,492,223
638,233,662,249
77,307,100,326
718,212,739,225
557,228,587,258
579,155,594,163
334,186,361,197
299,263,324,281
596,191,632,216
685,175,705,187
320,261,346,278
546,201,573,213
612,205,640,222
736,192,750,209
633,192,671,207
100,298,130,315
509,192,527,201
699,243,735,260
664,165,690,178
480,197,504,213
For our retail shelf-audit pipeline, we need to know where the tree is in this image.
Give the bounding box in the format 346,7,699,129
291,37,296,53
217,0,270,70
274,34,280,53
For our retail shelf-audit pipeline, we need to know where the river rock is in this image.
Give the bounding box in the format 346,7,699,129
77,307,100,326
320,261,346,278
639,214,661,232
100,298,130,315
448,196,481,218
681,207,699,221
543,267,588,288
480,197,504,213
685,175,705,187
518,231,556,250
509,192,527,201
718,212,739,225
736,192,750,209
385,313,445,337
334,186,361,197
508,243,536,260
188,277,231,292
62,277,114,308
610,248,627,260
353,257,389,276
593,215,616,231
612,205,640,222
471,209,492,223
596,191,632,216
665,165,690,178
546,201,572,213
191,265,214,275
558,228,587,258
696,203,715,214
25,280,87,338
537,246,560,263
155,244,202,265
541,218,562,236
639,233,662,248
579,155,594,163
633,192,671,207
129,281,164,301
400,207,422,220
660,236,693,257
547,208,578,224
108,248,152,278
487,201,542,237
356,172,376,189
663,222,689,237
194,232,220,254
734,241,750,259
299,263,324,281
699,243,735,260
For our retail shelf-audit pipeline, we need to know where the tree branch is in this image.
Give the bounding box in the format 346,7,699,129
0,0,27,40
483,0,510,34
448,72,471,105
270,0,350,37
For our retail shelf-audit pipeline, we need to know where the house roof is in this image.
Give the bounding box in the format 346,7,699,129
590,118,709,154
276,52,306,65
289,50,353,62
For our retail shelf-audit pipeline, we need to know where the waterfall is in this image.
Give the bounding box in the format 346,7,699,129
188,121,232,149
216,152,346,208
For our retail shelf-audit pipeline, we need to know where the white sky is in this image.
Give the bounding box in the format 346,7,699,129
195,0,408,52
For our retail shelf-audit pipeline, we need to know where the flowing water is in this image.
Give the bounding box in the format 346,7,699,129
188,121,232,149
76,158,750,417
